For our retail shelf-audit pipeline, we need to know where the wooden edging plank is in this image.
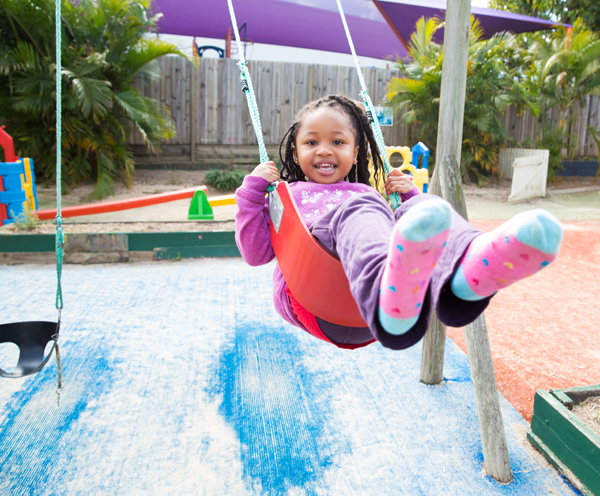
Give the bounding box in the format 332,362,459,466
530,389,600,495
0,234,55,253
0,231,241,260
527,430,594,496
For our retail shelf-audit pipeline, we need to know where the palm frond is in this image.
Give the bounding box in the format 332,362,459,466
122,38,188,82
62,69,113,119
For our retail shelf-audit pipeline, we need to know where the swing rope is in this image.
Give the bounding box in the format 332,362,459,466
54,0,64,386
333,0,399,210
226,0,269,165
55,0,64,313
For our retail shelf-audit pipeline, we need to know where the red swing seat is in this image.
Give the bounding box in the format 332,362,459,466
268,182,368,328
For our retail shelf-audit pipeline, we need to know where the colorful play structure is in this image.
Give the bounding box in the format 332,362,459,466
369,143,429,197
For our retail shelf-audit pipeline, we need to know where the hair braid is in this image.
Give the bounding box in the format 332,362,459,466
279,94,385,186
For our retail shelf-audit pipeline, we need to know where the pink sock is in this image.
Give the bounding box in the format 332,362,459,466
451,209,563,301
379,199,452,335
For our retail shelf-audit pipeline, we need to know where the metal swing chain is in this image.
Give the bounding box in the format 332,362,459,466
54,0,64,389
334,0,400,210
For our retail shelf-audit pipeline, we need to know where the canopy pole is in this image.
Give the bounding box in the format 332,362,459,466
420,0,513,483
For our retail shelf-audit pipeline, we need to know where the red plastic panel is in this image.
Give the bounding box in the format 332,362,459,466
0,126,16,225
270,182,367,328
35,186,206,220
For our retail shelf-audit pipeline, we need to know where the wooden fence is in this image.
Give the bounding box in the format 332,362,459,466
132,56,599,167
131,57,407,166
503,96,600,159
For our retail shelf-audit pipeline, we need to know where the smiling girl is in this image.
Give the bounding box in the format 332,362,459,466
235,95,562,350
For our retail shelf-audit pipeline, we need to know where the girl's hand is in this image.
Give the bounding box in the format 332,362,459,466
251,161,280,183
385,168,415,195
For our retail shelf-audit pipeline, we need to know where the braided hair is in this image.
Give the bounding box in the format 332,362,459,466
278,94,384,186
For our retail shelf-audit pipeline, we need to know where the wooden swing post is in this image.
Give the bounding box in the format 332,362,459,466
419,0,513,483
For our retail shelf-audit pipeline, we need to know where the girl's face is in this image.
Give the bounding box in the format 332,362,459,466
294,106,359,184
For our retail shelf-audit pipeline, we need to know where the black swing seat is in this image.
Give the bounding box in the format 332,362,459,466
0,321,59,378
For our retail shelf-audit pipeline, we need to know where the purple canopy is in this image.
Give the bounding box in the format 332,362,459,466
374,0,560,50
153,0,560,60
154,0,407,59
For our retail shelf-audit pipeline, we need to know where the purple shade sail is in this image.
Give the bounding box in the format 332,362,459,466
373,0,561,49
153,0,408,60
153,0,561,61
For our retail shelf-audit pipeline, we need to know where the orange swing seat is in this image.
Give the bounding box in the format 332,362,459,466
268,182,368,328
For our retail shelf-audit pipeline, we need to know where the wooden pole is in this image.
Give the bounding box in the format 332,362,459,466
420,165,447,384
419,0,513,483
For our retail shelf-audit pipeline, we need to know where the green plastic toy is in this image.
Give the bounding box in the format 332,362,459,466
188,190,214,220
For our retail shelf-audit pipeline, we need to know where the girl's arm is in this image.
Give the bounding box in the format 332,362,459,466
235,174,276,266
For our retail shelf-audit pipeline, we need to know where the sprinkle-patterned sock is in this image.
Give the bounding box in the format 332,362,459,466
379,200,452,335
451,209,563,301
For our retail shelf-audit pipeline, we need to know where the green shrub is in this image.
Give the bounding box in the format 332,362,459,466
387,17,535,185
205,170,247,192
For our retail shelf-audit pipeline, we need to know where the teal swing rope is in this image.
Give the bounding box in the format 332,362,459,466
225,0,399,208
55,0,64,313
54,0,64,385
226,0,269,166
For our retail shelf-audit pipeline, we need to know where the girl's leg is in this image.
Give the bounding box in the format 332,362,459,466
312,192,563,349
311,192,451,350
431,207,562,328
449,210,562,302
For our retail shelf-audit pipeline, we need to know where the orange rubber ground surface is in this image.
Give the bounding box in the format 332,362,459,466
448,219,600,421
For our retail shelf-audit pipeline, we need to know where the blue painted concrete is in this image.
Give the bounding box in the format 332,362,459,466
0,260,580,495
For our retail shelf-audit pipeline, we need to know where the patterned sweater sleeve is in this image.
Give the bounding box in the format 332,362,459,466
234,175,275,266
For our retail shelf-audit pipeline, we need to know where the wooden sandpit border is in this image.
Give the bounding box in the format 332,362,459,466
528,384,600,496
0,228,241,264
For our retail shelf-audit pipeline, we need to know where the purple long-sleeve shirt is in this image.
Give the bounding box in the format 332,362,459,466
234,175,420,332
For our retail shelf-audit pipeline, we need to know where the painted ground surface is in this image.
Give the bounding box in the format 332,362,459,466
0,260,580,495
449,219,600,421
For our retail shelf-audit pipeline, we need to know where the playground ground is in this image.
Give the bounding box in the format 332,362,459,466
0,171,599,494
4,170,600,421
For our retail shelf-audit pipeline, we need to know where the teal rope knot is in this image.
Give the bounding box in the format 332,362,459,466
55,223,64,311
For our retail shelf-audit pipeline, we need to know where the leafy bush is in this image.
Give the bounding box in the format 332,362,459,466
387,17,535,185
387,16,600,184
0,0,187,199
205,170,248,192
525,19,600,170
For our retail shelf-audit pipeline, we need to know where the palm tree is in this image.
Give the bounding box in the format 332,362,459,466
386,17,443,157
526,19,600,167
0,0,187,198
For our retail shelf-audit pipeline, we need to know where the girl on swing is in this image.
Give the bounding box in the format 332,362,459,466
235,94,562,350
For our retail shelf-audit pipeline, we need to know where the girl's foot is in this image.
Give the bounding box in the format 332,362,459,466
451,209,563,301
379,199,452,335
